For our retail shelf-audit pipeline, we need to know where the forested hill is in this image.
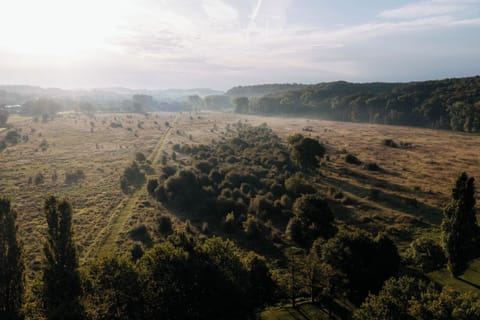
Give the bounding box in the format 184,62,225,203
226,83,308,97
232,76,480,132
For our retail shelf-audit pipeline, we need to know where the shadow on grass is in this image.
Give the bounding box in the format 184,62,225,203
323,175,442,225
328,166,433,197
457,277,480,290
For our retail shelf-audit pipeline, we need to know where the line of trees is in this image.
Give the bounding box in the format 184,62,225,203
232,77,480,132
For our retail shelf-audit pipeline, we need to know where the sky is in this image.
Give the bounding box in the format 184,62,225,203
0,0,479,90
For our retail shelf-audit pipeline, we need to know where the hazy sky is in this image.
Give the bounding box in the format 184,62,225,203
0,0,479,90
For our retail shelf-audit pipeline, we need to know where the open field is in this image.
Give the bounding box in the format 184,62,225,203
0,112,176,275
2,111,480,285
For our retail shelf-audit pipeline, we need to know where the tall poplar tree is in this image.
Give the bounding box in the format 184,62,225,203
42,196,82,319
0,196,24,320
442,172,478,276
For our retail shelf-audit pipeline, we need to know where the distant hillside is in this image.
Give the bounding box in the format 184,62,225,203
226,83,308,97
233,76,480,132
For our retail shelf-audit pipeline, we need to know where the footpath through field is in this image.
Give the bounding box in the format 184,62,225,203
83,113,179,260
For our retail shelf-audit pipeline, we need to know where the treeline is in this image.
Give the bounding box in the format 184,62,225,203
232,76,480,132
226,83,308,97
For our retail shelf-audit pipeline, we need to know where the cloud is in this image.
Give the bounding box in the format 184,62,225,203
202,0,239,24
378,0,478,19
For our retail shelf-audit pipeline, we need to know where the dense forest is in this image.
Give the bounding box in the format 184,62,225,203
226,84,308,97
231,76,480,132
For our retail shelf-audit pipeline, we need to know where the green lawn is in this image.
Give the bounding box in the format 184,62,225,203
428,258,480,294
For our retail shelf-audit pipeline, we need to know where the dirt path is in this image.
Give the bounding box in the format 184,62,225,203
82,114,178,261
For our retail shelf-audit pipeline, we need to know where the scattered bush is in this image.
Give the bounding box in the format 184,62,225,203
34,172,45,185
135,152,146,162
39,139,49,151
158,215,173,236
364,162,381,171
64,169,85,185
120,161,146,194
383,139,398,148
407,237,446,272
5,130,21,144
345,154,362,165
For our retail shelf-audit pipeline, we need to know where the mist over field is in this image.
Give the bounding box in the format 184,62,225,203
1,1,480,320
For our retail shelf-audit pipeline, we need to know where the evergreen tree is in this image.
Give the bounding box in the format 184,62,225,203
0,196,24,320
42,196,82,319
442,172,478,276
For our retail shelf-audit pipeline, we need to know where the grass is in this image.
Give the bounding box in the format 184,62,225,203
2,110,480,297
90,114,179,259
0,112,174,275
428,258,480,294
259,301,329,320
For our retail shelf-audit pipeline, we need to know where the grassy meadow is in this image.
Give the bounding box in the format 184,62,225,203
2,111,480,293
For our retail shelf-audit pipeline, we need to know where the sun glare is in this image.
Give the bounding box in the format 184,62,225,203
0,0,128,56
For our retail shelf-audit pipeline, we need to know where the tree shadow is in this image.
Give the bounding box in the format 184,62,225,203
457,277,480,290
323,175,442,225
328,166,431,196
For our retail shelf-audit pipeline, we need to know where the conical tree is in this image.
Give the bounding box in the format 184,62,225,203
42,196,82,319
442,172,478,276
0,196,24,320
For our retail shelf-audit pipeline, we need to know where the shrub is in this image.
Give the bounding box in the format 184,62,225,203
158,215,173,236
243,216,266,240
34,172,45,185
64,169,85,185
161,165,177,178
345,154,362,165
194,161,211,174
383,139,398,148
129,224,151,244
39,139,49,151
223,212,237,233
407,237,446,272
147,179,159,196
5,131,21,144
135,152,146,162
120,161,146,194
285,216,304,244
364,162,381,171
284,175,315,196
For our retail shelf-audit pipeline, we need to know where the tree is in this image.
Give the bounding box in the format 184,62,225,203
42,196,82,319
83,256,142,320
321,228,400,304
287,134,325,170
242,253,276,309
441,172,478,276
0,109,9,127
356,276,480,320
188,95,203,111
137,236,255,320
0,196,24,320
233,97,249,114
408,237,446,272
293,194,336,242
120,161,146,194
354,276,429,320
